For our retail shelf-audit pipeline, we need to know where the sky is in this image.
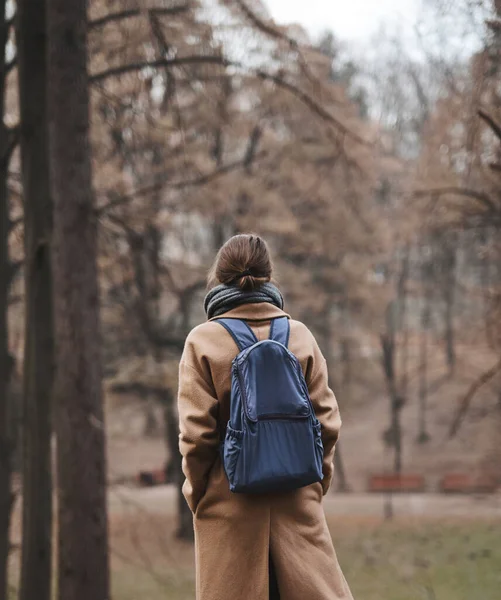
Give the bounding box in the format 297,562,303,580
264,0,422,43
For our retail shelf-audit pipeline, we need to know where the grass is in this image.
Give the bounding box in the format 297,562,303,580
333,519,501,600
111,512,501,600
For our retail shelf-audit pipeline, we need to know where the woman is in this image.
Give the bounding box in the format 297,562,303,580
178,234,353,600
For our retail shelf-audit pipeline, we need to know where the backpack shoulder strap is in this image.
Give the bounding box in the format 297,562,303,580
269,317,290,348
215,318,259,352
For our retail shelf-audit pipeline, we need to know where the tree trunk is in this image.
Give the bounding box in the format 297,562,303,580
381,331,403,474
163,392,193,541
443,242,457,375
334,442,349,492
47,0,110,597
0,3,14,598
320,300,350,491
17,1,54,598
0,126,12,600
397,245,410,395
417,292,431,444
0,191,12,600
340,338,352,392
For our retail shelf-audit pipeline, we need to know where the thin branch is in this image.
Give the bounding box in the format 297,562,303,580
89,8,137,28
486,18,501,32
90,56,366,144
89,4,190,30
478,108,501,142
235,0,298,45
123,229,186,352
243,125,262,172
148,9,170,56
253,68,366,144
178,279,206,302
449,358,501,438
233,0,329,97
97,154,266,215
109,381,170,400
90,55,230,84
413,187,499,213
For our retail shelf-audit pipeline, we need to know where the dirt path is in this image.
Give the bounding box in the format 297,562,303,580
109,485,501,520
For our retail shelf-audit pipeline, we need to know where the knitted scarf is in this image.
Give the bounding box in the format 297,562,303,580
204,282,284,320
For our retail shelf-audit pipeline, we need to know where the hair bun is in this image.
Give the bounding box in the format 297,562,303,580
207,233,273,291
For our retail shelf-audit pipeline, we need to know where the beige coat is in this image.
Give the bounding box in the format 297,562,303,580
178,303,353,600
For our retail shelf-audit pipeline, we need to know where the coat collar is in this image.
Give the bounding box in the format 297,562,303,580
208,302,290,322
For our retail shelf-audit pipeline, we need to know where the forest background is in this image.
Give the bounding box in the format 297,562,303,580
1,1,501,599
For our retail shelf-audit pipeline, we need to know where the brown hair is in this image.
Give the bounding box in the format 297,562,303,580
208,234,273,291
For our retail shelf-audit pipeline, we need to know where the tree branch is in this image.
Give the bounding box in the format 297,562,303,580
108,381,171,401
89,4,190,30
232,0,330,97
253,68,366,143
243,126,262,172
97,153,267,215
413,187,499,213
178,279,206,301
478,108,501,142
90,56,365,143
486,18,501,32
449,358,501,438
124,229,186,352
90,55,230,84
233,0,300,48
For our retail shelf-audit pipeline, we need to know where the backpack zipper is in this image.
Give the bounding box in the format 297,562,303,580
233,361,257,423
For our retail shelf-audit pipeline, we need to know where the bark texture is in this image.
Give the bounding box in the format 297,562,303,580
17,1,54,598
47,0,110,597
0,3,14,598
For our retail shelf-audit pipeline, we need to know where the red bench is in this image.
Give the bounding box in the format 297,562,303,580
440,473,498,494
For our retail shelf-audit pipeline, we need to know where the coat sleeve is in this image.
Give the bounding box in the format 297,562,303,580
177,342,220,513
306,339,342,495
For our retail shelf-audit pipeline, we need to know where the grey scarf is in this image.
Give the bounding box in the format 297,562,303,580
204,283,284,320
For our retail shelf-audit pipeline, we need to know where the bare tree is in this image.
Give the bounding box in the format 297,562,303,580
47,0,109,597
380,248,411,475
17,0,54,597
417,254,433,444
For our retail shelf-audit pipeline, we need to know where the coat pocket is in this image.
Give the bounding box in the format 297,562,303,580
223,424,243,490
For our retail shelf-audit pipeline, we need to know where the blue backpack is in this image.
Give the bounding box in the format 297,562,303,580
216,316,324,494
